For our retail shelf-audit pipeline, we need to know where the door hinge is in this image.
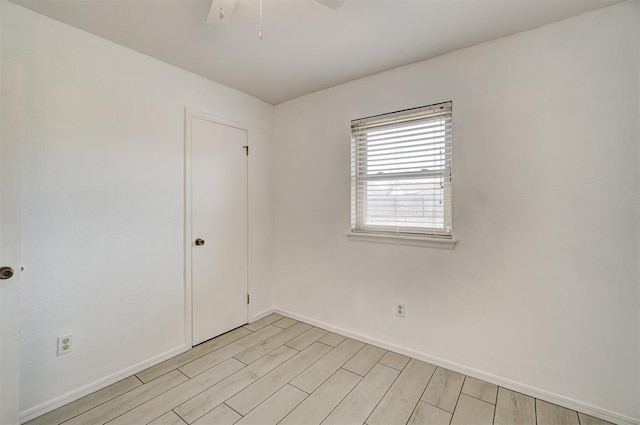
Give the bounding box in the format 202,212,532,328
243,145,249,156
247,294,250,304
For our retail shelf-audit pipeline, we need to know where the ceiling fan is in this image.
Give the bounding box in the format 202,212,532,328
206,0,344,38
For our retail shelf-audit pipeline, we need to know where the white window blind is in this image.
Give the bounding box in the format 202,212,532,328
351,102,452,238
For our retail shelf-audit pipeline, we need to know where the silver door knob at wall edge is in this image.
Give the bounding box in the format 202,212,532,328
0,267,14,280
195,238,205,246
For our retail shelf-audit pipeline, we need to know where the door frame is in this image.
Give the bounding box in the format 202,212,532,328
184,108,249,348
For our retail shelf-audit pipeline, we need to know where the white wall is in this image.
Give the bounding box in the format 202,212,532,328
0,0,23,422
2,2,275,419
273,2,639,423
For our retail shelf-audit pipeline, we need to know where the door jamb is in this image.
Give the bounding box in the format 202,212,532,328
184,108,249,348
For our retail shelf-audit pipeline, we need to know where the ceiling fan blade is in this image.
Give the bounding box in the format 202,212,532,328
207,0,237,25
315,0,345,10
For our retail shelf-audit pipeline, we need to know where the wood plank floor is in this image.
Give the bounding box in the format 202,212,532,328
27,314,615,425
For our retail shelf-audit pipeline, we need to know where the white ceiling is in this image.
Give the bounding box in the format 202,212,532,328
12,0,619,104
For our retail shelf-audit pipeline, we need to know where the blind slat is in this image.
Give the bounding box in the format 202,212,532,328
356,170,450,181
356,145,451,158
354,129,452,147
356,124,452,142
360,157,451,168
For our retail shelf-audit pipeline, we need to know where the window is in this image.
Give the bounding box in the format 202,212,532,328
349,102,454,247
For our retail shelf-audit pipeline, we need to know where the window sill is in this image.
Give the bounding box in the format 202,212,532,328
346,231,457,249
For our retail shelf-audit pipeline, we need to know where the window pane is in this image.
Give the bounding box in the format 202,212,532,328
364,178,445,229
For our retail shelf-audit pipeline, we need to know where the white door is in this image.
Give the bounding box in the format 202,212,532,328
1,60,22,423
189,114,248,346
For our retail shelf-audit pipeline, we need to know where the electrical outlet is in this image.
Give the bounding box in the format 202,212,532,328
395,303,405,317
57,334,73,356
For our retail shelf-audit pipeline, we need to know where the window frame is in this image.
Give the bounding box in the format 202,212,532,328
347,102,456,249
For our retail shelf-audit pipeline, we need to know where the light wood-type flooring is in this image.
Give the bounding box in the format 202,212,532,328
26,314,614,425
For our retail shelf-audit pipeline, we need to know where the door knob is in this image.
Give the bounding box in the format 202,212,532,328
195,238,205,246
0,267,14,280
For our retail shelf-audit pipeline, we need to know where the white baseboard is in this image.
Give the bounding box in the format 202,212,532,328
274,308,638,425
18,344,189,424
250,306,276,323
